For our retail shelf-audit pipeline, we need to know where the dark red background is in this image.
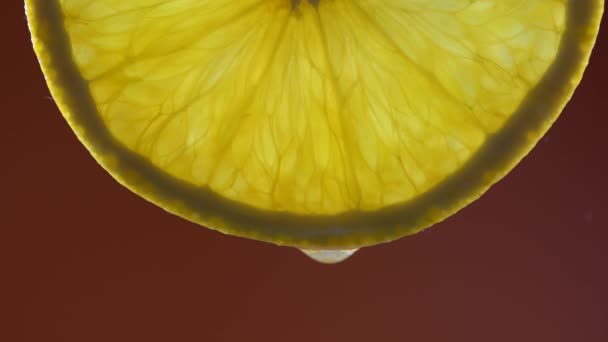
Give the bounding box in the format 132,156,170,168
5,2,607,341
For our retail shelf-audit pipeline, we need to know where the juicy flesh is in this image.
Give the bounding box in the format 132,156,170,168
62,0,566,214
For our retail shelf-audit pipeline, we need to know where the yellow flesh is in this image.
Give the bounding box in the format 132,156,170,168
57,0,569,215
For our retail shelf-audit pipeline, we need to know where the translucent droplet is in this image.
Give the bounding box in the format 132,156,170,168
300,248,358,264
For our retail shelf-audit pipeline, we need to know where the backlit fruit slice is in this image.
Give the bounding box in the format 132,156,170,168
27,0,602,250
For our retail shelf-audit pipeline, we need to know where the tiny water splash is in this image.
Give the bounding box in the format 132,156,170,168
300,248,359,264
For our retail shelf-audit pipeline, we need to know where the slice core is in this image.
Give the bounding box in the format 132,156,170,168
61,0,565,214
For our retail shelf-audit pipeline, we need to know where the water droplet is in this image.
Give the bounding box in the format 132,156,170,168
300,248,358,264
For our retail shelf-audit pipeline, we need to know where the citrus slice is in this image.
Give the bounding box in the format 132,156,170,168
27,0,603,250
